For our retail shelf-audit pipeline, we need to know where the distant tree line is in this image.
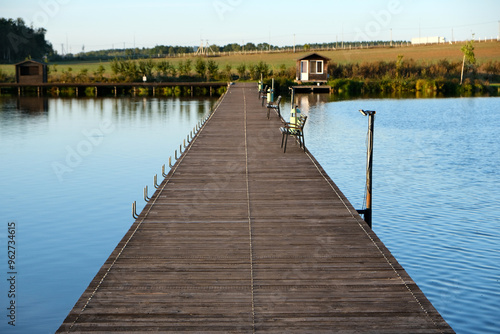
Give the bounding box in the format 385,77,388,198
0,16,407,63
0,18,54,63
51,41,408,62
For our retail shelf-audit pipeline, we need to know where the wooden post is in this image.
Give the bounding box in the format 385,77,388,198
76,87,78,97
95,87,98,97
114,86,117,97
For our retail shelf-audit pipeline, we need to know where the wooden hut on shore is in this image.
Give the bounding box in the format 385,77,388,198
15,60,47,84
295,53,330,83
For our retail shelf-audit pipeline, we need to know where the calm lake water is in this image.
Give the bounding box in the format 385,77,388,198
0,94,499,333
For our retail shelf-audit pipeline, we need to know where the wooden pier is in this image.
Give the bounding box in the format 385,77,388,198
0,82,226,97
57,82,454,333
291,85,332,94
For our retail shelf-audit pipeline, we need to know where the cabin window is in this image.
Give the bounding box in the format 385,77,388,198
310,61,316,74
310,60,323,74
316,60,323,74
20,66,39,76
301,61,308,73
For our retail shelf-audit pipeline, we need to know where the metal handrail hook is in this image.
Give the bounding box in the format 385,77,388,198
144,185,151,202
183,139,187,148
175,150,178,160
132,201,139,219
154,174,159,189
162,164,168,177
179,144,183,154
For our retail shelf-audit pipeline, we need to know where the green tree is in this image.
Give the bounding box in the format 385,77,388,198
76,68,89,82
0,18,54,62
178,60,186,76
93,64,106,82
139,59,154,78
460,39,476,84
110,58,121,75
185,59,192,76
237,63,247,80
207,60,219,81
195,58,207,79
168,63,177,77
223,64,232,81
255,61,270,80
61,67,73,83
156,61,170,77
178,60,192,77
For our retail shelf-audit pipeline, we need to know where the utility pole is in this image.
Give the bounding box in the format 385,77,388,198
390,28,393,47
342,25,344,49
293,34,296,53
357,110,376,228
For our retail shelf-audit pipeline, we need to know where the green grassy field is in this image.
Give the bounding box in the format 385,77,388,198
1,41,499,78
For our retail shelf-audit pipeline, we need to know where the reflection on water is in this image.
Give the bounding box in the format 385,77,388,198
0,95,499,333
17,96,49,113
0,96,215,334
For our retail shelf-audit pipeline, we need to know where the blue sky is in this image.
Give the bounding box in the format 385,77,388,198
2,0,499,52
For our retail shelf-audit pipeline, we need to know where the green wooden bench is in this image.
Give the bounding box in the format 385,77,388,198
280,115,307,153
266,95,282,119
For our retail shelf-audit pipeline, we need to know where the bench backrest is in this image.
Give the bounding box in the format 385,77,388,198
298,115,307,130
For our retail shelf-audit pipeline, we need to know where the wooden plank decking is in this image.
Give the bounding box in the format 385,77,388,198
57,82,454,333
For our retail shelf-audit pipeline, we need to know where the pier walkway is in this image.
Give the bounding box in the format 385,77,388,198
58,82,453,333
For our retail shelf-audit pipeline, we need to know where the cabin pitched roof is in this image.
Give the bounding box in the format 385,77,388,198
15,60,46,66
297,53,330,61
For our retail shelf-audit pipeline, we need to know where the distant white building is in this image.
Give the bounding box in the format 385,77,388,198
411,36,446,45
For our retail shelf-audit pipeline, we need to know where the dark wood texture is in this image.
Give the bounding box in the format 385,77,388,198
57,83,454,333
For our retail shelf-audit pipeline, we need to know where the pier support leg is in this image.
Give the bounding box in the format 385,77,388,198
114,86,117,97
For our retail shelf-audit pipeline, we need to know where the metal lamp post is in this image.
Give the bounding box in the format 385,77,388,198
358,109,376,228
